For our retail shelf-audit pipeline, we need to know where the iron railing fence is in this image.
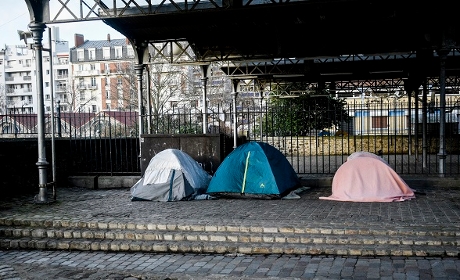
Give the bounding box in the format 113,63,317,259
1,98,459,176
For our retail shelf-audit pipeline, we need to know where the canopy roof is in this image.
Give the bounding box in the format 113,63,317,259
40,0,460,83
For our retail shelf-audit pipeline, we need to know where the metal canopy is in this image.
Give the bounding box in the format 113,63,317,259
97,0,456,58
44,0,460,82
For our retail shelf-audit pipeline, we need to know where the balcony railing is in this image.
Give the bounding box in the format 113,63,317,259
74,70,100,76
55,86,67,92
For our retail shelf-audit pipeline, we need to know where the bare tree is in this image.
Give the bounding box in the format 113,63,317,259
148,63,193,115
105,61,137,111
64,78,97,112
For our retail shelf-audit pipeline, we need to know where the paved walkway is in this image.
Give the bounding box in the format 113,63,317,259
1,250,460,279
1,177,460,279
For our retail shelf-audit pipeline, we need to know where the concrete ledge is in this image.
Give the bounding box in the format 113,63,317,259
67,176,140,189
68,175,458,190
98,176,140,189
67,176,97,189
401,176,460,188
299,175,460,189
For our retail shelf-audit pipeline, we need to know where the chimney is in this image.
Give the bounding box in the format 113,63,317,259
74,33,84,47
107,33,111,42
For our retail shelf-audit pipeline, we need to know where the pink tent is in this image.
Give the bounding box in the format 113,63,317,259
319,151,415,202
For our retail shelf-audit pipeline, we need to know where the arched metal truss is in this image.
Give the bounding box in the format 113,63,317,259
33,1,460,92
21,0,460,182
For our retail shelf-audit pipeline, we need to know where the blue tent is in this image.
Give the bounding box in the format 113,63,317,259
207,141,300,198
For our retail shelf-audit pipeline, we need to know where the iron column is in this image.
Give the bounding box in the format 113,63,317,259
29,21,48,203
437,48,449,177
201,77,208,134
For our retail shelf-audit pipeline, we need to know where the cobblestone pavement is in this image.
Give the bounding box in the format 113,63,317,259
2,180,460,230
1,250,460,280
1,178,460,279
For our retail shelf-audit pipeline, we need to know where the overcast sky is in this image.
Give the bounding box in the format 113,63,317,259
0,0,124,48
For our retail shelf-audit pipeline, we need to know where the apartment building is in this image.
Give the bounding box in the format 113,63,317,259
52,42,71,112
0,27,71,115
0,45,36,114
69,34,136,113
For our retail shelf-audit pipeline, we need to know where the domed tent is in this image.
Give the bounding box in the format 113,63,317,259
131,149,211,202
319,151,415,202
207,141,300,199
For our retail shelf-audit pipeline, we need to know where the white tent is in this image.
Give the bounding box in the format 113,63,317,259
131,149,211,202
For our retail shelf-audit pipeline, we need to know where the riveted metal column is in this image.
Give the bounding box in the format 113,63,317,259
259,83,264,141
145,65,152,133
437,47,449,177
29,21,48,203
135,64,145,139
200,64,209,135
231,79,239,149
422,80,428,169
201,77,208,134
407,88,412,156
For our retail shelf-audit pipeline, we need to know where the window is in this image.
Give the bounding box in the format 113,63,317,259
372,116,388,129
127,46,134,57
92,105,97,112
77,49,84,61
115,46,122,58
91,77,96,87
90,64,95,70
45,94,50,100
103,47,110,59
117,77,122,86
46,70,50,75
78,64,84,71
88,48,96,60
45,82,49,87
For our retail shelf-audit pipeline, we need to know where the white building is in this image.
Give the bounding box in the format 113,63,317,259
0,27,70,114
0,45,35,114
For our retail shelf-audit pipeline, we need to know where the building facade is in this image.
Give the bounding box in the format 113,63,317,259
69,34,136,113
0,45,36,114
0,27,70,115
